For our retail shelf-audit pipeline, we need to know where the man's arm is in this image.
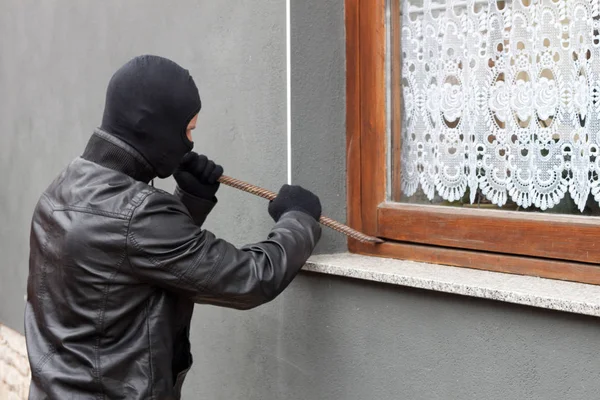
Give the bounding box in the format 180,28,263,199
126,190,321,310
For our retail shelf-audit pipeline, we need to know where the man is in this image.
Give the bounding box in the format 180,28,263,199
24,55,322,399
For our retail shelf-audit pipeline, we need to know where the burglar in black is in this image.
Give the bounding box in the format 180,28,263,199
25,55,322,400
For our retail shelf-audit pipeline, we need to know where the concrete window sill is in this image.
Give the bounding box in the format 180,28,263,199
304,253,600,318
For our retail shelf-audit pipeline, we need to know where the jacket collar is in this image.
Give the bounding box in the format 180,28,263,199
82,129,156,183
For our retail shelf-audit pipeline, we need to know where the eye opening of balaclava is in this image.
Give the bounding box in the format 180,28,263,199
100,55,201,178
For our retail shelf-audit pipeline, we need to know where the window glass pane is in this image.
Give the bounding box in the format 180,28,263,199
392,0,600,215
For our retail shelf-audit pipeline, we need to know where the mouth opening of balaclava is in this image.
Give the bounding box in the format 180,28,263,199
100,55,201,178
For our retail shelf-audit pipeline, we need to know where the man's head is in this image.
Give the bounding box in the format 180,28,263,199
100,55,201,178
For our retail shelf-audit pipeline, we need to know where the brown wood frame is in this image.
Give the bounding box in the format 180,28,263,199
345,0,600,284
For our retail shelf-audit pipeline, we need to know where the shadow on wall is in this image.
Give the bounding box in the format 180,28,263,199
0,324,30,399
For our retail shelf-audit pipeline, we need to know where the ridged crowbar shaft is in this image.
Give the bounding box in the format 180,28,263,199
218,175,384,244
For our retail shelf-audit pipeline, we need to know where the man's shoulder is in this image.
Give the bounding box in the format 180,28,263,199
42,158,174,220
128,186,187,219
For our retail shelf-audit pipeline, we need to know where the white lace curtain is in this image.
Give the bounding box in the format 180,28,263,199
400,0,600,211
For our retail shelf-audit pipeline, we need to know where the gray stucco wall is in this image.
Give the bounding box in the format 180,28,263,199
291,0,347,253
2,1,599,400
186,273,600,400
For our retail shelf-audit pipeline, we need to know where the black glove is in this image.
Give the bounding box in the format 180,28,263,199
174,152,224,200
268,184,322,222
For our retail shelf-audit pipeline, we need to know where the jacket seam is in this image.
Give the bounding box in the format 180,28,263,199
124,188,157,217
124,190,155,271
36,220,53,301
41,193,56,209
34,344,57,376
183,232,219,288
128,233,194,287
52,206,129,220
198,244,227,293
124,191,156,399
32,195,58,376
94,248,127,400
42,181,147,220
171,189,219,287
144,299,155,400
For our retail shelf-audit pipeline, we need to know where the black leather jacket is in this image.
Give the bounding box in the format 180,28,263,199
24,130,321,399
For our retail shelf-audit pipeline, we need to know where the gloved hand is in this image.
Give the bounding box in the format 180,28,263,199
268,184,322,222
174,152,224,201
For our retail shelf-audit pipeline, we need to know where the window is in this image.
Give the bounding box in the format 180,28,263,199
346,0,600,284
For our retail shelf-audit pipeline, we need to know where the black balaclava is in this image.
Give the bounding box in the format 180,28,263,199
100,55,201,178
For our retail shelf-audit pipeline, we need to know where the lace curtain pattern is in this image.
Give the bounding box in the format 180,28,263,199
400,0,600,211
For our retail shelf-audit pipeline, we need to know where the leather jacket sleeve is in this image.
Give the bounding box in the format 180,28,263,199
126,190,321,309
173,186,216,226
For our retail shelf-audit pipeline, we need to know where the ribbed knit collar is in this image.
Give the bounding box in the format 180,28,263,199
81,129,156,183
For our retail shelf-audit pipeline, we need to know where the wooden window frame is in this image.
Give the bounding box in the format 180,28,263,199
345,0,600,285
